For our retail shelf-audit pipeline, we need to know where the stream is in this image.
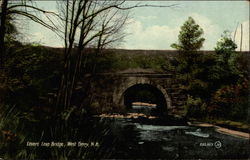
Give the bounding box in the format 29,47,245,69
16,115,249,159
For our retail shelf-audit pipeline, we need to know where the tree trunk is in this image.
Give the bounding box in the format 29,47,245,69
0,0,8,68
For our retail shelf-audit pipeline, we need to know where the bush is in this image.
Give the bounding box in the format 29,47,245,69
184,95,207,118
82,51,170,73
5,44,62,111
209,78,249,121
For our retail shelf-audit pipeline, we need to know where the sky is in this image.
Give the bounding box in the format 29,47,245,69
20,1,249,51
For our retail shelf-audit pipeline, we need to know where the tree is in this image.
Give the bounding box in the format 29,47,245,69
1,0,62,111
170,16,211,118
55,0,178,110
215,31,237,63
170,17,206,95
208,31,249,120
171,17,205,52
0,0,61,68
170,17,205,76
171,16,207,118
55,0,128,110
0,0,8,68
210,31,240,86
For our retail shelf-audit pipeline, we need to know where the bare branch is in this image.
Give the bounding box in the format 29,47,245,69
7,4,61,19
85,2,178,19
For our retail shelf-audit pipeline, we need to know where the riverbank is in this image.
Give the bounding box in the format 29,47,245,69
188,120,250,139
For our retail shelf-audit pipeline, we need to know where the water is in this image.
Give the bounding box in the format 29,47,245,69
2,115,249,159
108,120,250,159
105,118,249,159
131,105,156,116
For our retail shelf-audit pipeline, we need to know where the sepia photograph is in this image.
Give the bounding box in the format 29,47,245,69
0,0,249,159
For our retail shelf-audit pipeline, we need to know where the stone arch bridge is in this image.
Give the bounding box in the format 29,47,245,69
76,69,186,115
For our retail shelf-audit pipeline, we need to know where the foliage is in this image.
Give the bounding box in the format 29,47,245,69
211,31,241,86
0,104,105,159
171,18,248,122
4,15,19,43
205,31,249,121
215,31,237,53
171,17,205,51
209,78,249,121
171,17,207,100
5,43,63,111
184,96,206,118
82,51,171,73
1,0,61,68
0,105,34,159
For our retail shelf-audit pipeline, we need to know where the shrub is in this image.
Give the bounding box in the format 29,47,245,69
209,78,249,121
184,95,207,118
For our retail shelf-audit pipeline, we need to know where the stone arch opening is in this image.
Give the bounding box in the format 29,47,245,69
122,84,168,115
